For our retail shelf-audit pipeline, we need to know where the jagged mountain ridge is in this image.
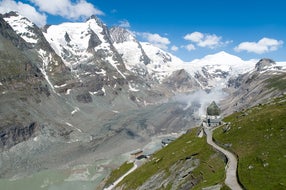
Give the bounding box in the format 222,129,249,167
4,12,279,96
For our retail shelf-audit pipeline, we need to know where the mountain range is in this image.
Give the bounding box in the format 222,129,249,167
0,11,285,189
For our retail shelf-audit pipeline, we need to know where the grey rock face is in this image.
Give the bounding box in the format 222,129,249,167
2,12,71,86
255,58,276,71
0,15,28,50
0,122,38,150
87,30,102,51
163,69,201,92
130,157,200,190
76,93,93,103
64,32,71,43
110,27,133,43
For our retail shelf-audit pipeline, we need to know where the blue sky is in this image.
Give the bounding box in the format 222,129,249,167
0,0,285,61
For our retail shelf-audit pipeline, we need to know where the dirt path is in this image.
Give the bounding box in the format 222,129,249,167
204,127,243,190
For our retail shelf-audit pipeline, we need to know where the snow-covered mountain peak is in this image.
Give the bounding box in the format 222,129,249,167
110,27,151,77
86,15,106,28
3,11,39,44
178,51,258,89
191,51,245,66
43,17,113,67
188,51,257,76
5,12,284,94
141,42,185,81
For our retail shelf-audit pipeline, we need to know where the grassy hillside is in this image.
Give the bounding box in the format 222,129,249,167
214,95,286,189
111,129,227,190
104,161,133,187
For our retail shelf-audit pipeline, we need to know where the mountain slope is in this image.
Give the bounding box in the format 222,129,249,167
221,58,286,114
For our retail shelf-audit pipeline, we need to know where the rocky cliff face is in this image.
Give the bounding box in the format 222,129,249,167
3,12,71,86
0,15,44,150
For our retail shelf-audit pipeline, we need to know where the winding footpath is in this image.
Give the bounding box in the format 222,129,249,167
204,127,243,190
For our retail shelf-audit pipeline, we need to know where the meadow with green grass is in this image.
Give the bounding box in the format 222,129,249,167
104,161,134,187
213,95,286,189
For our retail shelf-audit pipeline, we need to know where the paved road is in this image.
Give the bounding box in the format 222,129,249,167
104,161,138,190
204,127,243,190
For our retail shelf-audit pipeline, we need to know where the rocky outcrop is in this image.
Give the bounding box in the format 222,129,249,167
162,69,201,92
110,27,133,44
76,92,93,103
0,122,38,150
255,58,276,71
136,158,201,190
87,30,102,51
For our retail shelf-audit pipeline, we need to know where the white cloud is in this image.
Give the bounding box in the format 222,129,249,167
184,31,225,49
29,0,104,20
184,44,196,51
234,37,283,54
140,32,170,50
198,34,221,48
118,20,130,28
171,45,179,51
184,31,204,43
0,0,47,26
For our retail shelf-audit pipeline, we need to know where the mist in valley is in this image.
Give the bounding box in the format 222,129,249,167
172,88,227,118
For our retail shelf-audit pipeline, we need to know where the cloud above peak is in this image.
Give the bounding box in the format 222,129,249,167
184,31,204,43
140,32,170,50
0,0,104,26
30,0,103,20
234,37,283,54
184,31,227,50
